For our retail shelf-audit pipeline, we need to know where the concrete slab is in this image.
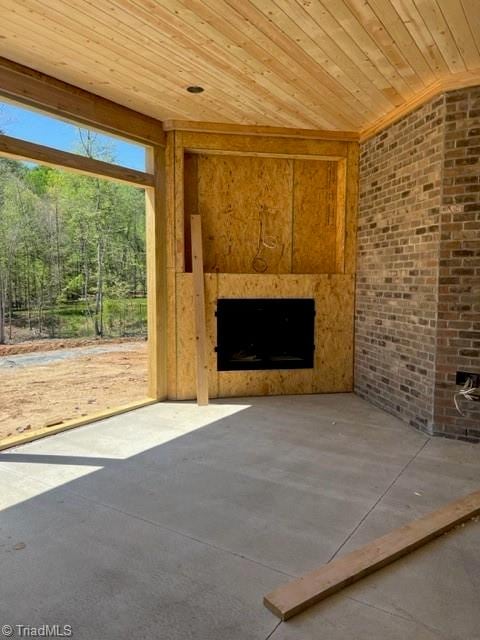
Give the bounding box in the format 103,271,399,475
0,394,478,639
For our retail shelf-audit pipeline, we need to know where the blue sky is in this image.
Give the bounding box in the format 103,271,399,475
0,100,145,171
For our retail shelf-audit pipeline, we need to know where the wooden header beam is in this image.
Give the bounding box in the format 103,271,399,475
164,120,359,142
0,133,154,188
0,56,165,147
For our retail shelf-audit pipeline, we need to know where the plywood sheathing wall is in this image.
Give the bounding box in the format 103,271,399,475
166,130,358,400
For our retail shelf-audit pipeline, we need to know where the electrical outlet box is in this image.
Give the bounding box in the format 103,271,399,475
456,371,480,387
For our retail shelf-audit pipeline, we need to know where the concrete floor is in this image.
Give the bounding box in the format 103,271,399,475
0,394,478,640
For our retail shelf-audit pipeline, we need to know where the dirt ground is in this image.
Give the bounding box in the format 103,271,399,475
0,341,147,442
0,336,144,357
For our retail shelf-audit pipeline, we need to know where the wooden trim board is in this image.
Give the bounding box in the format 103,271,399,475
0,133,154,187
0,399,157,452
360,70,480,142
190,214,209,405
264,490,480,620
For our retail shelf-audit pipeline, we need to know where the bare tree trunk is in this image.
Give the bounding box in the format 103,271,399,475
94,238,104,337
54,199,62,298
0,274,6,345
8,280,12,340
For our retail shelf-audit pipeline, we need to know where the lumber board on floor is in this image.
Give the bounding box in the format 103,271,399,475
0,399,157,452
264,490,480,620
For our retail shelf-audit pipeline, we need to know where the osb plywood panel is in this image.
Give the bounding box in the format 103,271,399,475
217,273,313,299
216,274,315,397
196,154,293,274
175,273,218,400
183,151,198,273
312,275,355,393
313,274,355,334
169,132,358,400
292,160,337,273
215,274,353,398
312,331,354,393
218,370,313,398
190,152,348,276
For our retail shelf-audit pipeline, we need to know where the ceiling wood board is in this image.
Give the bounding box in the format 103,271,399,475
0,0,479,133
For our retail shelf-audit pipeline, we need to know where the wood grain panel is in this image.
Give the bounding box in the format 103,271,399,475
292,160,338,273
174,273,354,399
0,0,480,135
215,274,353,397
217,273,314,300
168,130,358,399
312,331,354,393
312,275,355,393
218,370,313,398
1,1,480,133
196,154,293,274
217,274,314,397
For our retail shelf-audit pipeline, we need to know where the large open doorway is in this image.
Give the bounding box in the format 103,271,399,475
0,100,163,446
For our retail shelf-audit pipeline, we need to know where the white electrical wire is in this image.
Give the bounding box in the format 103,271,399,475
454,377,480,416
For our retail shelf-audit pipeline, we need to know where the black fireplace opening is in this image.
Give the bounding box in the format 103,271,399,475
216,298,315,371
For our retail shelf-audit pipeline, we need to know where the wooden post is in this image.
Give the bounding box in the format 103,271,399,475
146,147,168,400
190,214,209,406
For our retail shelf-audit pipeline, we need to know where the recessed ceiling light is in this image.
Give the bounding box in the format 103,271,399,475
186,85,204,94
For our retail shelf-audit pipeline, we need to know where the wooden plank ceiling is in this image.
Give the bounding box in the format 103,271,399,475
0,0,480,133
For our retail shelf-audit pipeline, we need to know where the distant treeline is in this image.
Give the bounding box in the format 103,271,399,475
0,132,147,343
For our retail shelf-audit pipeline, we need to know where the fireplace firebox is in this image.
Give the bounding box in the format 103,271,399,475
216,298,315,371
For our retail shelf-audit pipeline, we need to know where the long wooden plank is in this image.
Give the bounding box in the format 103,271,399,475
0,56,165,146
0,133,154,187
0,399,157,452
190,214,209,406
264,490,480,620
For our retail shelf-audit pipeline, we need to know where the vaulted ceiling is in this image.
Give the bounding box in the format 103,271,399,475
1,0,480,133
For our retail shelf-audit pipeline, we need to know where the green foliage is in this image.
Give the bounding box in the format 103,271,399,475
0,133,147,343
59,274,84,302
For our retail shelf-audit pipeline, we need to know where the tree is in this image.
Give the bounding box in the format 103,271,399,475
0,128,147,343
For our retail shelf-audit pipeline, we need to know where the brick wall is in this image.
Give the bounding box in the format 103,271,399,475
356,87,480,440
434,87,480,439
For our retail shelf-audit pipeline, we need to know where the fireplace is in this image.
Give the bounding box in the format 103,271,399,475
216,298,315,371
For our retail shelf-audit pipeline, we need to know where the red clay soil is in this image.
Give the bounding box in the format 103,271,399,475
0,342,147,443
